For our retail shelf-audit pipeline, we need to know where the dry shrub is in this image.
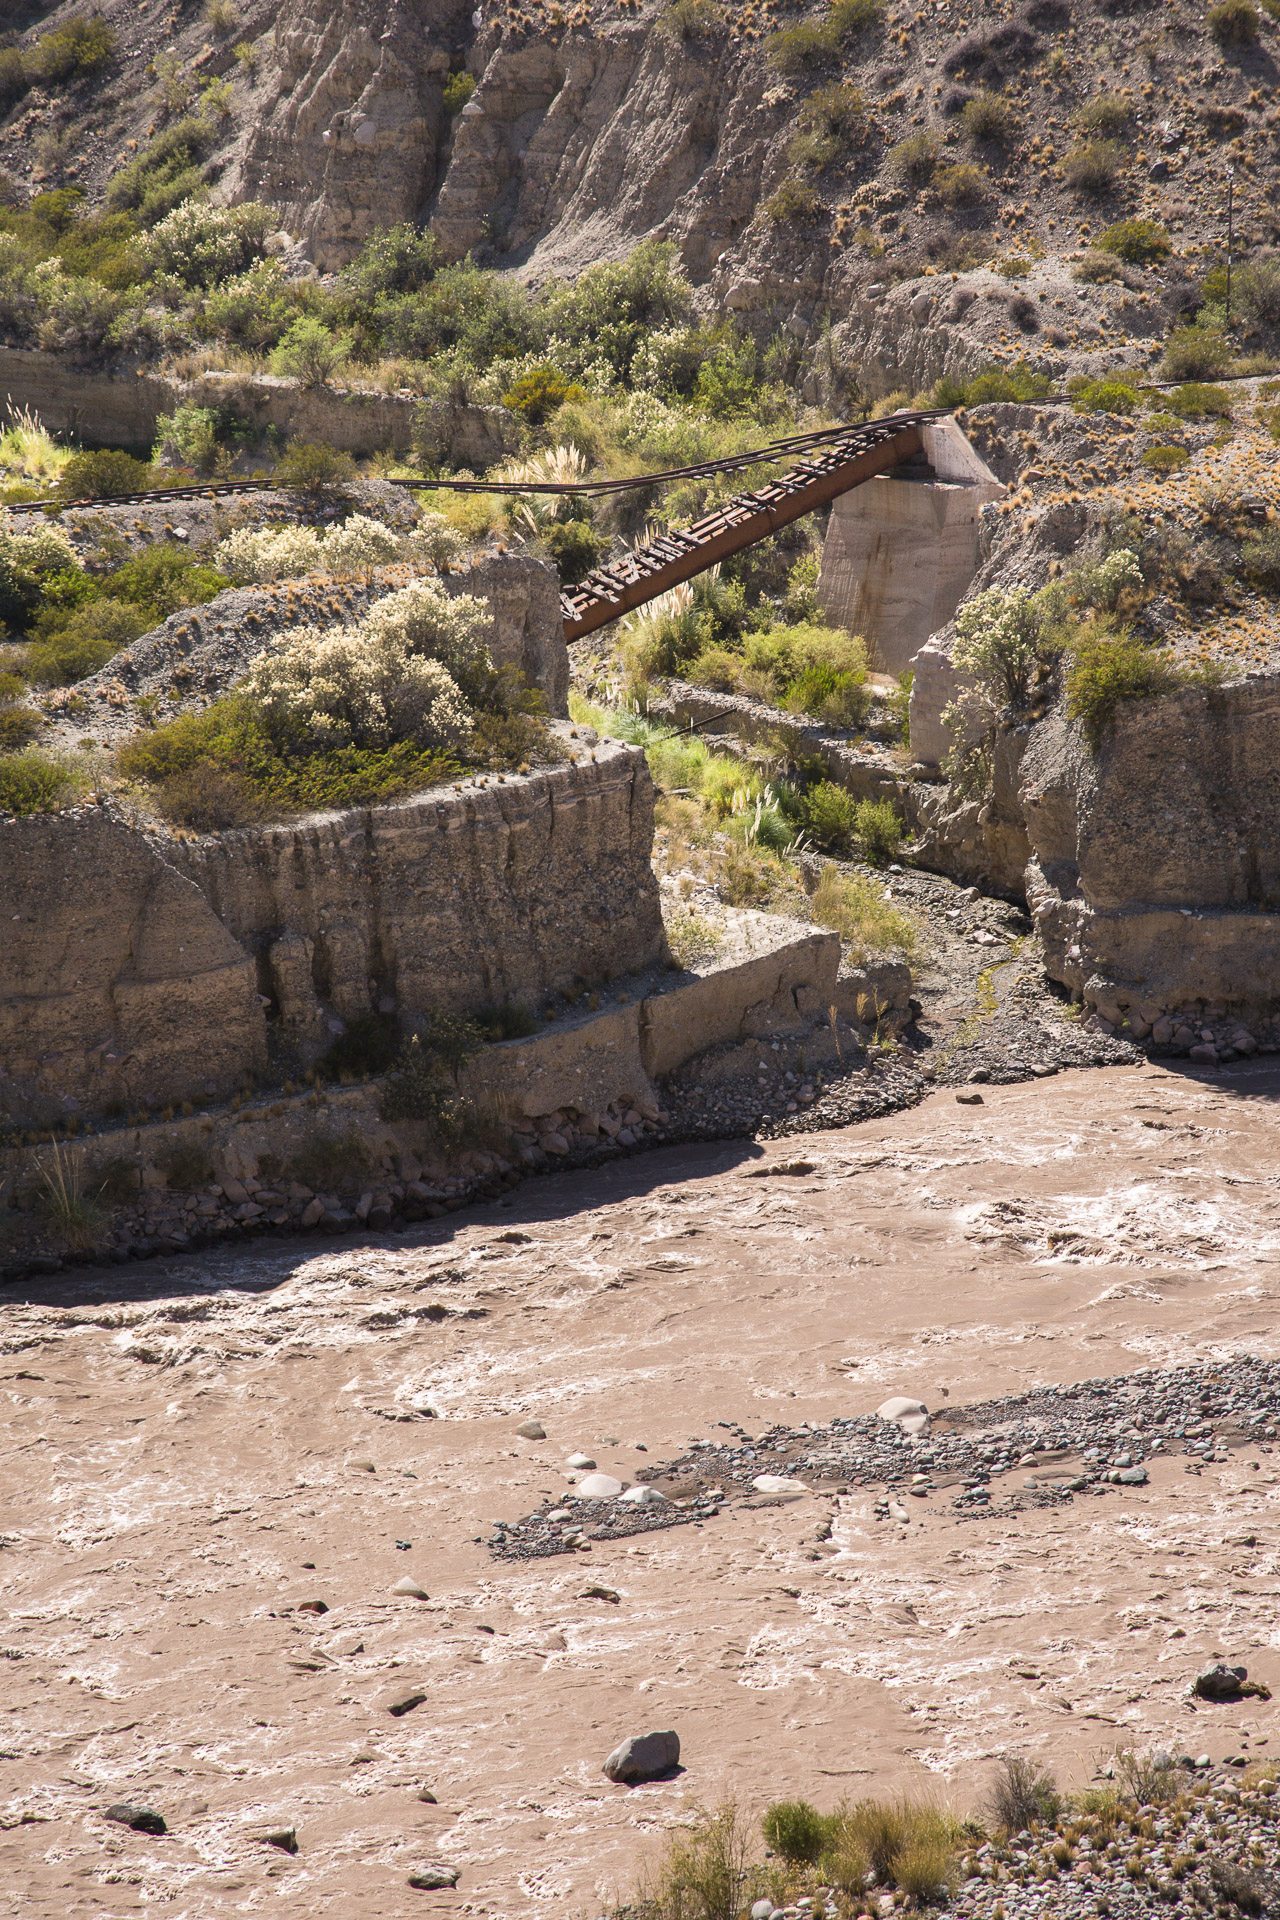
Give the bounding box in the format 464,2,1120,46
637,1801,763,1920
987,1756,1061,1833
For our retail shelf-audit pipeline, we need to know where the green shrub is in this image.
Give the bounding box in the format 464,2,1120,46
286,1127,371,1191
658,0,724,40
934,161,988,208
1236,258,1280,330
637,1800,762,1920
890,131,939,187
271,441,357,499
57,449,152,501
762,1801,832,1865
500,364,586,423
1064,139,1125,196
961,361,1054,404
688,644,741,693
962,93,1017,144
1140,445,1190,473
25,598,149,685
766,0,880,71
1162,327,1231,380
1074,92,1132,137
987,1756,1062,1833
338,222,442,305
101,544,228,621
105,116,214,226
852,796,904,865
1242,526,1280,589
30,15,117,84
765,177,822,223
322,1012,401,1078
1071,377,1141,415
800,778,857,852
1208,0,1259,43
0,705,40,750
1163,381,1233,420
788,82,866,169
0,49,29,113
0,750,81,816
270,315,352,388
541,516,610,586
441,69,476,114
379,1013,485,1129
1096,217,1170,265
1065,626,1182,745
155,1138,214,1188
742,623,869,723
472,1000,537,1042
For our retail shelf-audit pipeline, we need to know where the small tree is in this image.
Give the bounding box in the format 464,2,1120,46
270,314,352,388
271,440,356,500
58,448,153,500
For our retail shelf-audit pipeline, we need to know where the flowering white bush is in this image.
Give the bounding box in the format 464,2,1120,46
243,621,474,750
1090,547,1144,613
613,389,681,450
952,586,1045,712
319,513,402,576
6,517,80,576
218,513,462,583
217,523,323,582
362,579,491,689
241,581,490,749
629,326,706,399
404,511,463,571
137,200,273,290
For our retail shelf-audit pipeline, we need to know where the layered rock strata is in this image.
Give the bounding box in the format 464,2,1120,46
0,740,662,1120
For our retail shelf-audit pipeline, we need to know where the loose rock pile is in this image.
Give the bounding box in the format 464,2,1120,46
951,1774,1280,1920
488,1360,1280,1558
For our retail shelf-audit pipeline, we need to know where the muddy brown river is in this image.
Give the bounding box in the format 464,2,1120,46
5,1060,1280,1916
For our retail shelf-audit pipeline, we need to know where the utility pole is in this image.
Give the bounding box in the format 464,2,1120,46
1226,164,1235,327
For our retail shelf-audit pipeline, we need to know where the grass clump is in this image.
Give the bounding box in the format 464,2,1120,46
1096,217,1170,265
35,1143,104,1251
1063,139,1126,196
285,1127,371,1191
811,865,916,959
766,0,881,73
1208,0,1259,43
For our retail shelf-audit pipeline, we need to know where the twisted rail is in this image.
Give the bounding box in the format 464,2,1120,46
6,410,949,640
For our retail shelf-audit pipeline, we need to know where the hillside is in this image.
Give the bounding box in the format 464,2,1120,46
0,0,1277,403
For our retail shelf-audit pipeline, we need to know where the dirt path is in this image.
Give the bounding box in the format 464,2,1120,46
5,1060,1280,1916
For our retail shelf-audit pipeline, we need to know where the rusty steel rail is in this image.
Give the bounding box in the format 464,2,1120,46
559,413,936,642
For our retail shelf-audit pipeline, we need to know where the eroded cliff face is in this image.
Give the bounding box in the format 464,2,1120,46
1021,678,1280,1023
0,742,663,1124
229,0,471,270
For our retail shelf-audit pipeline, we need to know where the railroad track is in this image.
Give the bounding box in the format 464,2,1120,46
5,410,950,638
559,411,942,640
